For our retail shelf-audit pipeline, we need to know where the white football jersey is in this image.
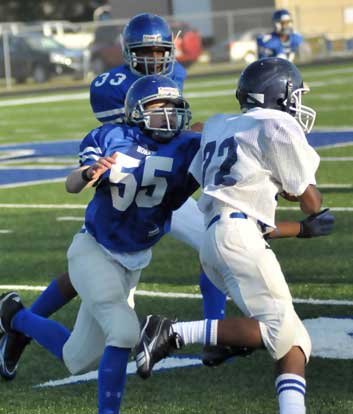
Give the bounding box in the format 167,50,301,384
189,108,320,227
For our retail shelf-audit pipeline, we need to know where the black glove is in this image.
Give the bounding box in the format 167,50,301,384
297,208,335,238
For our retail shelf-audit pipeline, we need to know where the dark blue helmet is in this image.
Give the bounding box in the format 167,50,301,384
121,13,175,76
125,75,191,142
272,9,293,35
236,58,316,132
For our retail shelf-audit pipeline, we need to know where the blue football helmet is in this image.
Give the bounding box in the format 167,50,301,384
125,75,191,142
121,13,176,76
272,9,293,36
236,57,316,133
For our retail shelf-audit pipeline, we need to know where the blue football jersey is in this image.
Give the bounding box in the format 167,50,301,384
79,124,200,252
257,32,303,60
90,62,187,123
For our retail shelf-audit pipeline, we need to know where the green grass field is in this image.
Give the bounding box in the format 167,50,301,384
0,62,353,414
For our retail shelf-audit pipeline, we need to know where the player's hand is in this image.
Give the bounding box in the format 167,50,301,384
297,208,335,238
279,191,300,202
190,122,203,132
87,153,118,181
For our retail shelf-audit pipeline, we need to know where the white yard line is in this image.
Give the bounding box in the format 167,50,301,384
0,284,352,306
0,178,66,188
56,216,83,221
317,183,353,188
0,203,86,208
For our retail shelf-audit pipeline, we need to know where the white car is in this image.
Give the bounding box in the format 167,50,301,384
210,28,271,64
41,21,94,50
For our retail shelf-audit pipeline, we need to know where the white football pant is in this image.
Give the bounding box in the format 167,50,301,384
199,205,311,361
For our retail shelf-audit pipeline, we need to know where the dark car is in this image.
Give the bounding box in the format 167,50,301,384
89,21,202,74
0,32,84,83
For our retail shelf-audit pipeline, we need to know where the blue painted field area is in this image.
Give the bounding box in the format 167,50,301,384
1,130,352,187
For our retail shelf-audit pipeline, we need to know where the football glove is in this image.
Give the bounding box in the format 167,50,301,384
297,208,335,238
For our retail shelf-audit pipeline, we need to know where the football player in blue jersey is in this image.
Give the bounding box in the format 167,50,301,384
0,12,227,381
0,75,202,414
90,12,187,124
257,9,303,62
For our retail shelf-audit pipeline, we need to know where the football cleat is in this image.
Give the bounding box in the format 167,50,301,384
0,292,24,334
202,344,255,367
0,332,31,380
135,314,184,379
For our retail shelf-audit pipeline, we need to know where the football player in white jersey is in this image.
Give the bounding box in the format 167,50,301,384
134,58,325,414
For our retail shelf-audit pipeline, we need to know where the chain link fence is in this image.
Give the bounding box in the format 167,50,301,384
1,7,353,91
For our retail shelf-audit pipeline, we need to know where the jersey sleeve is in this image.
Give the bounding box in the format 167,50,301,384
78,128,104,167
188,148,203,185
172,62,187,91
264,117,320,196
257,33,276,58
291,33,304,51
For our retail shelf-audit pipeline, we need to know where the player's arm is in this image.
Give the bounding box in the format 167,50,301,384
66,154,117,193
280,183,322,213
268,208,335,239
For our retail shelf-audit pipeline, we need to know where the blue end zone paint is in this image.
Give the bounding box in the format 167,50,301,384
0,130,352,187
307,130,353,148
0,140,79,161
0,168,75,186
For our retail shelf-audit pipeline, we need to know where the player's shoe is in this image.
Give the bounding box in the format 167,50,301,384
0,332,31,380
0,292,24,334
135,314,184,379
202,344,254,367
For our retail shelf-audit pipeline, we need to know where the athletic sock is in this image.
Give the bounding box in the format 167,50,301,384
98,346,130,414
30,278,71,317
275,373,306,414
11,308,70,359
199,271,226,319
172,319,218,346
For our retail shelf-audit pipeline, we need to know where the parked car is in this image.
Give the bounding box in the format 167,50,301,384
41,21,94,50
89,21,202,74
0,32,85,83
209,28,271,64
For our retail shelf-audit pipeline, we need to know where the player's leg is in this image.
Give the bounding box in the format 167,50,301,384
171,197,239,365
203,213,310,414
67,231,141,414
136,211,310,413
30,271,77,317
0,271,77,380
0,292,71,361
171,198,226,319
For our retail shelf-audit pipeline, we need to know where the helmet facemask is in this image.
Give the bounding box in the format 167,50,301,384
284,86,316,133
130,96,191,142
122,34,177,76
275,18,293,36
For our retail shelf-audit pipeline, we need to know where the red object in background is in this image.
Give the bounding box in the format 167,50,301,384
172,22,202,66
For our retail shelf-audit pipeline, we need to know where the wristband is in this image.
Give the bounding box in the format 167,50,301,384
81,168,92,183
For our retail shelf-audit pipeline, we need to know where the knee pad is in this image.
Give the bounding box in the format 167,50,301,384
259,305,300,360
293,317,312,363
104,303,140,349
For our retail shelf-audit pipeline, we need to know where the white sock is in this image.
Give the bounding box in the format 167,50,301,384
275,373,306,414
172,319,218,346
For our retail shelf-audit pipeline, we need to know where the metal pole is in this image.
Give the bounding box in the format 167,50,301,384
3,30,12,90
